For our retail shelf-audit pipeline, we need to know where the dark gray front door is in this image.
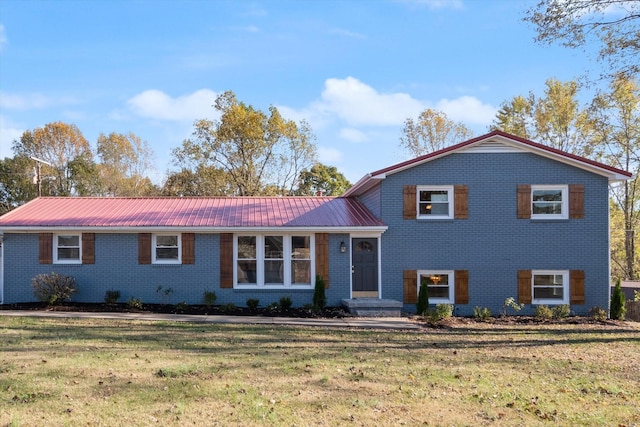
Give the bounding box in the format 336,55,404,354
352,238,378,297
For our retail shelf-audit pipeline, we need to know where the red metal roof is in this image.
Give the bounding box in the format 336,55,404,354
0,197,386,230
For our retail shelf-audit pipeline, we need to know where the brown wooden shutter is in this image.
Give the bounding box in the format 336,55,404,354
403,185,417,219
82,233,95,264
138,233,151,265
220,233,233,288
39,233,53,264
403,270,417,304
454,270,469,304
569,184,584,219
570,270,585,304
315,233,329,288
454,185,468,219
517,185,531,219
182,233,195,264
518,270,532,304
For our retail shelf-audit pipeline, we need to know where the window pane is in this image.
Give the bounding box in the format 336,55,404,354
237,261,257,283
292,236,310,259
156,235,178,247
265,236,283,259
265,260,284,283
532,190,562,202
420,202,449,215
156,248,178,259
533,202,562,214
534,275,562,286
534,287,564,299
58,248,79,260
237,236,256,259
428,286,449,299
420,190,448,202
291,260,311,283
58,235,79,247
419,191,449,215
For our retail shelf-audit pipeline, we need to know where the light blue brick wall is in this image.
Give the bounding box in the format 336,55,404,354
377,152,611,316
2,232,352,308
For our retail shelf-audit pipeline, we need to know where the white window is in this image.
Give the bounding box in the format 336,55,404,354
417,186,453,219
152,234,181,264
54,234,81,264
235,234,314,288
417,270,454,303
531,185,568,219
532,270,569,304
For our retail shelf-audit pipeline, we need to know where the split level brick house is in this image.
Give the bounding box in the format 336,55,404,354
0,131,632,315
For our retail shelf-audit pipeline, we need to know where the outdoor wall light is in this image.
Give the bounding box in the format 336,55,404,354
339,241,346,253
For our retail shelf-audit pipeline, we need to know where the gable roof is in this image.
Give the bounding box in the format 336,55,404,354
343,130,633,197
0,196,387,232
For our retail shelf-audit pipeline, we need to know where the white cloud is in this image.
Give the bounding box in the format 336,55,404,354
0,115,22,159
435,95,497,125
339,127,368,143
318,146,343,163
0,92,76,111
0,24,7,52
126,89,218,122
319,77,424,126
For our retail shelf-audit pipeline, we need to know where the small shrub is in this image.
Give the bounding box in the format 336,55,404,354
104,289,121,305
266,302,280,311
435,303,453,320
246,298,259,309
175,301,188,312
127,297,143,310
279,296,293,311
220,302,236,312
156,286,174,304
635,290,640,302
552,304,571,319
534,305,553,320
473,306,491,321
31,272,77,305
610,278,626,320
202,290,217,307
416,278,429,316
502,297,524,316
313,275,327,310
589,306,607,321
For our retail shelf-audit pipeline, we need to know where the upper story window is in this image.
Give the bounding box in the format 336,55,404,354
531,185,568,219
54,234,81,264
152,234,181,264
417,186,453,219
532,270,569,304
418,270,454,303
235,234,314,288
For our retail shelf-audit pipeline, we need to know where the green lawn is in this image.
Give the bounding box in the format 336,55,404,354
1,316,638,426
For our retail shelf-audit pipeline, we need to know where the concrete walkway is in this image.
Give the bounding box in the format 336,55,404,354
0,310,422,330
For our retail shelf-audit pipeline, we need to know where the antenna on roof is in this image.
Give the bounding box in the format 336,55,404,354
30,157,53,197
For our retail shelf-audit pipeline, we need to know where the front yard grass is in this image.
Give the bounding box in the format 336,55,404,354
0,317,638,426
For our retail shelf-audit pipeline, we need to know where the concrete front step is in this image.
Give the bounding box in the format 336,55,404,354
341,298,403,317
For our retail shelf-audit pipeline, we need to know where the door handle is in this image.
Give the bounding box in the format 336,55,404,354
351,265,355,274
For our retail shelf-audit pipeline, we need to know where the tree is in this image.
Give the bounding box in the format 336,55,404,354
525,0,640,79
0,155,37,214
400,109,474,156
587,75,640,279
12,121,92,196
161,166,233,196
96,132,157,196
172,91,317,196
294,163,351,196
610,278,627,320
492,79,593,155
417,277,429,316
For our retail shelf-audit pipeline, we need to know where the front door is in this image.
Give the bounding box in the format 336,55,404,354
351,238,379,298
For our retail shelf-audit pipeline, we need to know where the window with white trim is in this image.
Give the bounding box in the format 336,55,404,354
235,234,314,288
54,234,81,264
531,185,568,219
417,186,453,219
152,234,181,264
417,270,454,303
532,270,569,304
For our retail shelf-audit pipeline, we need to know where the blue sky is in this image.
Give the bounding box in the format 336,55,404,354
0,0,603,184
